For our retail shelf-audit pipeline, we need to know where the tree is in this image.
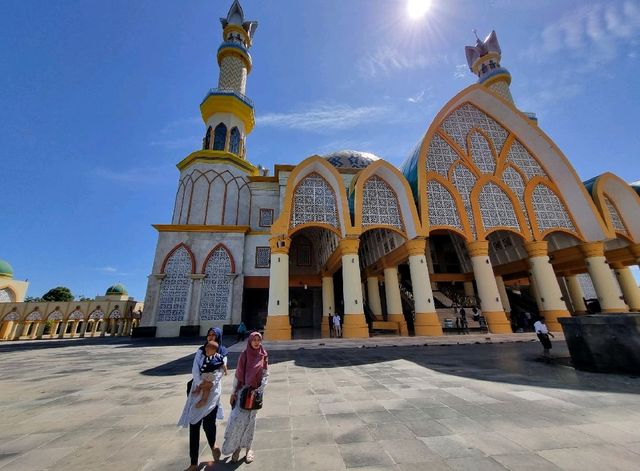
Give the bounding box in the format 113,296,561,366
24,296,43,302
76,295,92,301
42,286,74,302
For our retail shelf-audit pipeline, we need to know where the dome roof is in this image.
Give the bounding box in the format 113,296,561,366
0,259,13,278
105,284,128,296
323,150,380,169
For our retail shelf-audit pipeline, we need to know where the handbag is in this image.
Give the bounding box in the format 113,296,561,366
239,387,263,410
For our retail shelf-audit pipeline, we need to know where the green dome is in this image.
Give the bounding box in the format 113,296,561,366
105,283,128,296
0,259,13,278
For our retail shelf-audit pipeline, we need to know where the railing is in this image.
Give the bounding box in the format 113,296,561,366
201,88,254,108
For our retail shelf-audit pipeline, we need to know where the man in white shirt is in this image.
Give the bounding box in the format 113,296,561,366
332,313,342,338
534,317,555,358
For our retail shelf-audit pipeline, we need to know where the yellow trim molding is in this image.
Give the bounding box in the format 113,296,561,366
200,94,255,133
153,224,250,233
177,150,258,175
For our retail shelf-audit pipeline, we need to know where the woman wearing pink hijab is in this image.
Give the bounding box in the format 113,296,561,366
221,331,268,463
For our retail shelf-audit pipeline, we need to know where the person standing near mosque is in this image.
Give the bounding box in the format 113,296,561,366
534,317,554,358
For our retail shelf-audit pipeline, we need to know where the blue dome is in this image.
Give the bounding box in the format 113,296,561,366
323,150,380,169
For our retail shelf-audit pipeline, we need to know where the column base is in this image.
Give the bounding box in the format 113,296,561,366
414,312,443,336
602,307,630,313
342,313,369,338
483,311,512,334
263,315,292,341
388,313,408,336
540,309,570,332
321,317,330,338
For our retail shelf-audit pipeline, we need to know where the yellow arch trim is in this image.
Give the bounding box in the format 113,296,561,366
271,156,353,238
288,223,342,238
465,126,500,175
360,225,408,239
591,172,639,243
425,174,472,239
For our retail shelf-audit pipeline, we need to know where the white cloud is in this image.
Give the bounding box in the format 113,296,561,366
454,64,469,79
97,266,117,273
357,46,442,78
257,104,389,132
407,90,425,103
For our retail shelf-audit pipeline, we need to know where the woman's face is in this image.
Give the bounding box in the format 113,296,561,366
250,335,261,349
207,330,215,341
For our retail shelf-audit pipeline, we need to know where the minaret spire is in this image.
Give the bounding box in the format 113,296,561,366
464,30,514,104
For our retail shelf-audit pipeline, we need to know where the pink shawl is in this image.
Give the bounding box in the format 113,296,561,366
235,331,268,389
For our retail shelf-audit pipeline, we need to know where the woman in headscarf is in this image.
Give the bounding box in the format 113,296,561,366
178,327,228,471
221,331,268,463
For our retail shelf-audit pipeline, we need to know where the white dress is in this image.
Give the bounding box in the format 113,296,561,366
221,369,268,454
177,351,226,427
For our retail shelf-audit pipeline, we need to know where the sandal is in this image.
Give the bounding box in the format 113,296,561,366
246,449,255,463
212,447,221,462
231,448,241,463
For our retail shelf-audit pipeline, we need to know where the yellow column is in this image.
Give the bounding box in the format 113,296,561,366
91,320,99,336
463,281,475,297
35,322,46,339
407,238,442,336
58,321,68,338
495,275,511,314
611,263,640,311
321,275,334,338
72,321,81,337
466,241,511,333
264,237,292,340
340,237,369,338
0,321,12,340
366,276,383,319
580,242,628,313
79,321,89,338
20,322,32,339
524,241,570,331
383,266,408,336
565,275,587,315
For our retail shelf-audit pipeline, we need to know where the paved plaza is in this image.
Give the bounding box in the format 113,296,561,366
1,334,640,470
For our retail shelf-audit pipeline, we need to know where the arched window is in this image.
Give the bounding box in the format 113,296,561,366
229,127,241,155
200,246,233,322
213,123,227,151
203,126,212,150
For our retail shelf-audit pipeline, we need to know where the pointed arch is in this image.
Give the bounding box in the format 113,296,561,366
229,127,241,155
204,126,212,150
0,287,15,303
473,181,522,236
213,123,227,151
591,172,640,242
157,244,193,323
426,178,468,239
199,244,234,322
525,179,580,240
47,308,63,321
201,243,236,273
467,127,498,174
26,310,42,321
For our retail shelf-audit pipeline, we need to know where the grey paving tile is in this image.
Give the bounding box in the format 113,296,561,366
539,444,640,471
367,423,415,441
251,448,294,471
379,438,442,464
332,424,375,444
292,428,334,447
492,453,563,471
256,416,292,432
251,430,292,451
446,456,508,470
293,444,346,470
405,419,454,438
291,414,328,430
339,442,395,468
419,435,484,459
437,417,487,433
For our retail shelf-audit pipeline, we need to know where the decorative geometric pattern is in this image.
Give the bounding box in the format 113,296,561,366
362,176,404,230
0,289,13,303
47,310,63,321
218,56,247,92
440,103,508,155
90,310,105,320
255,247,271,268
505,140,546,180
69,310,84,320
531,185,576,232
323,150,379,169
426,133,459,176
469,131,496,174
158,246,192,322
604,196,627,233
488,81,514,102
109,309,121,319
478,183,520,231
259,208,274,227
26,311,42,321
3,311,19,321
502,166,530,227
200,247,233,322
290,173,340,229
427,180,463,230
451,164,477,236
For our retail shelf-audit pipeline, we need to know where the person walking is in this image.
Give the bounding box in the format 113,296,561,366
332,312,342,338
534,317,555,358
237,321,247,342
178,327,228,471
459,307,469,334
221,332,269,464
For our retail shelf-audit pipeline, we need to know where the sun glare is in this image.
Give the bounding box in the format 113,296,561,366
407,0,432,20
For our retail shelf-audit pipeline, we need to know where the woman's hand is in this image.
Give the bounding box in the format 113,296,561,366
230,392,237,407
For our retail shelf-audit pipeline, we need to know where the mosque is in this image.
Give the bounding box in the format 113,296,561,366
139,0,640,339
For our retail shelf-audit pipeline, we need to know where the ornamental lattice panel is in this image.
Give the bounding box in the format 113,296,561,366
531,185,576,232
0,289,12,303
451,164,477,236
200,248,233,322
109,309,121,319
26,311,42,321
440,103,508,155
426,133,460,176
469,131,496,174
90,310,104,320
502,166,531,229
505,140,546,180
427,180,463,230
478,183,520,231
3,311,19,321
157,246,192,322
69,310,84,320
290,173,340,229
362,176,404,230
604,196,627,233
47,310,63,320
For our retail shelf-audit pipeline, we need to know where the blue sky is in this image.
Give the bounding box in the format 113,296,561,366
2,0,639,300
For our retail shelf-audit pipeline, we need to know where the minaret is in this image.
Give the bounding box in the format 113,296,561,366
465,31,514,104
199,0,258,161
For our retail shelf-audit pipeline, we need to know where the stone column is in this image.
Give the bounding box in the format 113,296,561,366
188,274,206,326
366,276,383,319
407,238,442,336
340,237,369,338
20,322,32,338
524,241,569,331
466,241,511,333
0,321,13,340
425,239,438,290
109,318,117,335
495,275,511,315
383,266,408,336
264,237,292,340
321,276,334,338
565,275,587,315
9,322,22,340
579,242,628,312
58,321,68,338
91,320,100,336
79,320,89,338
611,263,640,311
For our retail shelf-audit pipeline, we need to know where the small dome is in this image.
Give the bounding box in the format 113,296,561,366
323,150,380,169
105,284,128,296
0,259,13,278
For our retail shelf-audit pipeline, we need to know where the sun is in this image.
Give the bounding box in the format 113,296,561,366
407,0,432,20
